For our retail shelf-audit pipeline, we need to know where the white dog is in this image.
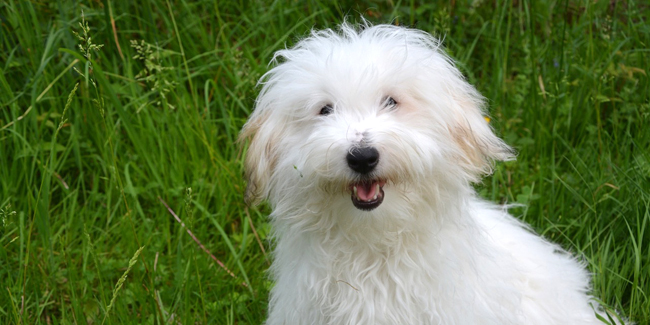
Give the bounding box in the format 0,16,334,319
241,22,621,324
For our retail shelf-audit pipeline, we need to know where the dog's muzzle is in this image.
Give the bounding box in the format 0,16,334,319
347,146,385,211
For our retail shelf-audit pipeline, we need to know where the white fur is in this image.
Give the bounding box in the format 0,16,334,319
241,22,622,325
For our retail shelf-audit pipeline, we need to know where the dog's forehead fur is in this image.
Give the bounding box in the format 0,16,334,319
259,23,462,116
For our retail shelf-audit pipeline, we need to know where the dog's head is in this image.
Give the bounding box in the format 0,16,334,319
240,22,513,212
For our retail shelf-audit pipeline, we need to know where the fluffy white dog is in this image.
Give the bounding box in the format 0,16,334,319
241,22,620,324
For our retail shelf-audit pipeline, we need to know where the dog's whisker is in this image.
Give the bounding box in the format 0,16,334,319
336,280,359,292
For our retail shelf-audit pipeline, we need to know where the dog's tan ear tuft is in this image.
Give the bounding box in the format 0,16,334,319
239,111,279,206
450,96,515,180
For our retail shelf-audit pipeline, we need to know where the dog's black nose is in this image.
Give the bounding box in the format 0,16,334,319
347,146,379,174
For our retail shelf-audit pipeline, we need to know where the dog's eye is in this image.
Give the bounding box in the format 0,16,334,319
384,97,398,110
319,104,333,116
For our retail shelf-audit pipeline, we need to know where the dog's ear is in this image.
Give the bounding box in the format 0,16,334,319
449,95,515,180
239,110,281,206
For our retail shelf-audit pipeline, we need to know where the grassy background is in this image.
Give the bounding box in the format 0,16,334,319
1,0,648,324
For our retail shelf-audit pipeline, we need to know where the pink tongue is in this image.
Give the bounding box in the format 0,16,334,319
356,182,377,201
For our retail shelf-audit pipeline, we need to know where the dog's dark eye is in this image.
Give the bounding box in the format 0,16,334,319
384,97,398,110
320,104,333,116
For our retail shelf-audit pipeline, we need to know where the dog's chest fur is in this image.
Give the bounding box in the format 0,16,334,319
267,203,527,324
264,198,604,325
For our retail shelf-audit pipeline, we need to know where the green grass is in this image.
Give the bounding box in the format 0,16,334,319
1,0,648,324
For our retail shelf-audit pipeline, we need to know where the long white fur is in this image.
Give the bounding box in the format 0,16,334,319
241,22,622,325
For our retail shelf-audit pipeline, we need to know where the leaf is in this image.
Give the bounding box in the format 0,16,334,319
16,142,66,158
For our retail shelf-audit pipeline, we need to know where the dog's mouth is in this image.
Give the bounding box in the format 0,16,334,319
349,180,385,211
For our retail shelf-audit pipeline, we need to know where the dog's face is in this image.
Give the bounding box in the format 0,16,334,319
241,24,513,214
